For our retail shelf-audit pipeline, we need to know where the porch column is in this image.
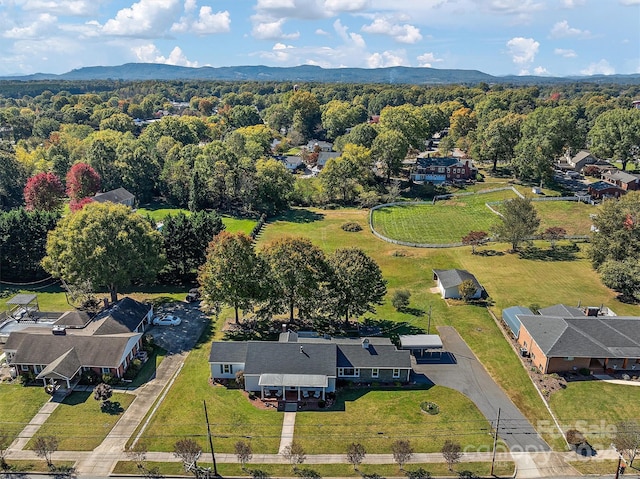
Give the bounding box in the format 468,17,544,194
261,386,264,400
322,388,325,400
623,358,629,369
42,378,47,386
604,358,609,370
66,378,70,388
297,387,300,401
282,386,285,399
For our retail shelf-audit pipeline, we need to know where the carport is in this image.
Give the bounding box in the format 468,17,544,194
7,294,39,318
399,334,443,358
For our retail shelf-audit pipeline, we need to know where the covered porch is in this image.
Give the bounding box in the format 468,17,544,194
258,373,328,402
36,348,82,392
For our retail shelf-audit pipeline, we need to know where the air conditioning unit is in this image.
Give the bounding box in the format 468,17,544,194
52,325,66,335
520,348,529,358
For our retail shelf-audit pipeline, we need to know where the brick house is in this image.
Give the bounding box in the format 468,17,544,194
602,170,640,191
410,157,477,184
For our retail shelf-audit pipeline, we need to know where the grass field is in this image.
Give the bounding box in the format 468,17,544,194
0,385,50,441
371,190,518,244
113,460,516,478
294,386,498,453
26,391,135,451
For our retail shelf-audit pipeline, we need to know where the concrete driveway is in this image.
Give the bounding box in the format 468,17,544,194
412,325,550,452
147,301,209,353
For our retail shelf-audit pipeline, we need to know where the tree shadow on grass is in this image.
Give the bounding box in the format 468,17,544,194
360,318,425,342
518,244,578,261
474,249,505,257
101,401,124,415
61,391,91,406
271,209,324,224
400,307,425,317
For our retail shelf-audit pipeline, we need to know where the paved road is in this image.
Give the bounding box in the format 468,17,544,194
412,326,551,453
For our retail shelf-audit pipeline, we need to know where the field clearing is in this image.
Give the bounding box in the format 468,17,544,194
371,190,517,244
295,386,498,453
533,200,594,235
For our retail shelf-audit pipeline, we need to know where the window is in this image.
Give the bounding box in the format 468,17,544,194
21,365,29,371
222,364,232,374
371,368,379,378
339,368,359,377
565,357,574,361
392,369,401,379
102,367,110,374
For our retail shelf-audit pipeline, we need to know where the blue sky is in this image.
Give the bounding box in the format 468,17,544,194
0,0,639,77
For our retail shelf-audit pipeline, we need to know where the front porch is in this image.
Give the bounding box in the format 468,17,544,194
257,373,329,404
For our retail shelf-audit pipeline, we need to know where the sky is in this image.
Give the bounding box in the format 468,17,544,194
0,0,639,77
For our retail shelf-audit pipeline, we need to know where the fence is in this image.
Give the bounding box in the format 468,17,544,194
370,187,592,249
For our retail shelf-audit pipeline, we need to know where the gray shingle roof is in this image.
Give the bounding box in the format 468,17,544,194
338,344,411,368
244,342,337,376
94,187,135,204
92,297,150,335
433,269,481,290
209,341,248,363
604,170,639,185
520,315,640,358
538,304,585,318
36,348,82,380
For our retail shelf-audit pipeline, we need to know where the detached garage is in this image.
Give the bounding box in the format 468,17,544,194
433,269,483,299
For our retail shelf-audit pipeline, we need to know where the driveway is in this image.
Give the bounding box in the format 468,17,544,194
412,326,550,452
147,301,209,353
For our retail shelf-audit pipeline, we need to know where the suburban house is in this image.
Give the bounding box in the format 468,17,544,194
94,187,136,207
410,157,477,184
587,180,624,200
503,303,640,374
433,269,483,299
311,151,341,175
602,170,640,192
558,150,597,172
305,140,333,152
273,155,304,172
3,297,153,388
209,332,411,401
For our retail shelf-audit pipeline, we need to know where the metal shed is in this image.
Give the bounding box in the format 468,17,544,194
502,306,533,338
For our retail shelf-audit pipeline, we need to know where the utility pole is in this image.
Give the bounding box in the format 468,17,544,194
203,400,218,477
427,305,432,334
490,408,501,476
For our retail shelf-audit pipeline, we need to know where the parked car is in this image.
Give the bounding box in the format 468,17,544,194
186,288,201,303
152,315,182,326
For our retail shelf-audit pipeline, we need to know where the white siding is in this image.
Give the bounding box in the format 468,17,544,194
244,375,260,392
210,362,245,379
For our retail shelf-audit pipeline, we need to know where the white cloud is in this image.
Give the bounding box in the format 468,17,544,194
315,28,329,35
561,0,585,6
367,50,408,68
416,52,443,67
533,66,549,75
506,37,539,65
102,0,182,37
361,17,422,44
580,59,615,75
20,0,101,16
483,0,544,16
334,18,366,49
251,18,299,40
3,13,58,39
254,0,370,20
550,20,590,38
554,48,576,58
184,0,197,12
192,8,230,34
620,0,640,4
132,43,199,67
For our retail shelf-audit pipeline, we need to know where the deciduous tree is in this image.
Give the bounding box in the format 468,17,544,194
346,443,366,470
281,441,306,470
461,231,488,254
65,162,101,201
199,232,265,324
33,435,58,467
372,130,409,182
612,421,640,467
93,382,113,408
235,440,253,470
492,196,540,252
260,237,329,323
326,248,387,323
391,439,413,470
43,202,164,302
392,290,411,311
542,226,566,249
441,440,462,471
24,172,65,212
459,279,477,302
589,109,640,171
173,439,202,474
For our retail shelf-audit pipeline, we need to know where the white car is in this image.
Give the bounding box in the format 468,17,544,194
152,315,182,326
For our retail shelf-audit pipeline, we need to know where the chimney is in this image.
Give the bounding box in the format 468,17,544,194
282,324,287,333
362,338,370,349
300,346,304,353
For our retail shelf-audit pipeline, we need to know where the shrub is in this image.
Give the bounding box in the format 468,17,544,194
80,369,100,385
392,290,411,311
101,373,118,385
579,368,591,376
317,400,326,408
420,401,440,415
566,429,586,446
341,222,363,232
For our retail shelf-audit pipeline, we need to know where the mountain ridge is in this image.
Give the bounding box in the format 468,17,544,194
2,63,640,85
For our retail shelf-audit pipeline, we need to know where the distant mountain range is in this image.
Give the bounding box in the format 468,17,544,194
2,63,640,85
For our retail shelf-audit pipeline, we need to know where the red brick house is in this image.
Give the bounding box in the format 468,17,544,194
410,157,477,184
587,180,624,200
602,170,640,191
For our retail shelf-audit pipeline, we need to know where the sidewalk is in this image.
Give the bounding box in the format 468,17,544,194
8,390,66,450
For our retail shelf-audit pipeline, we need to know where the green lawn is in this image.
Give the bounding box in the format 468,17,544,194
0,385,50,441
221,216,257,235
26,391,135,451
533,200,595,236
4,460,75,473
295,386,497,453
135,332,283,453
114,460,515,478
568,459,620,476
127,346,167,388
371,190,517,244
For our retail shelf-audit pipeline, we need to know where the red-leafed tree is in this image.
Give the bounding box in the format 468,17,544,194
24,172,65,212
461,231,489,254
66,162,101,201
69,196,94,212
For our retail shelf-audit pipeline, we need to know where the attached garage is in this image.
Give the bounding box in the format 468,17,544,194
502,306,533,339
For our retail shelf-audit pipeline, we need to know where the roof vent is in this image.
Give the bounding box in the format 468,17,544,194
362,338,370,349
52,325,66,335
300,346,304,353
